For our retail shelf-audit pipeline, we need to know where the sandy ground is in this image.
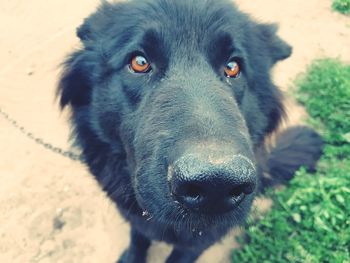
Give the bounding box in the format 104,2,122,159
0,0,349,262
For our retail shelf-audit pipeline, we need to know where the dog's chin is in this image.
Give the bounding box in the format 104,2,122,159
137,191,255,232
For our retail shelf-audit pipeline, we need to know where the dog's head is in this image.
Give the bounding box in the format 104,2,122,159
58,0,291,230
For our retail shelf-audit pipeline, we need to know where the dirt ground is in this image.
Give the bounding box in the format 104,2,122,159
0,0,349,262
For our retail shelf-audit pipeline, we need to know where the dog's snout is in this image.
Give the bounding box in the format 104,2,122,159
169,154,257,214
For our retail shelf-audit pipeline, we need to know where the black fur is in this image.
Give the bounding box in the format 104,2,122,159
57,0,322,262
268,126,324,182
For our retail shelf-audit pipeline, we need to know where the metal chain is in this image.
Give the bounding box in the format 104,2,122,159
0,106,83,163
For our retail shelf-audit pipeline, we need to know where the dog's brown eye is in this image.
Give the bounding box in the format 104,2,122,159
224,60,240,78
130,55,151,73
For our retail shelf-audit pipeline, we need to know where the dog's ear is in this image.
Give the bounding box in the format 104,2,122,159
58,2,122,109
258,23,292,63
76,1,123,43
57,51,93,109
77,22,92,42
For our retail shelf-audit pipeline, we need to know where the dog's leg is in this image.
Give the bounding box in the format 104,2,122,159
165,248,203,263
117,228,151,263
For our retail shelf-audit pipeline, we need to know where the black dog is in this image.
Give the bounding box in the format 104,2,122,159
57,0,323,262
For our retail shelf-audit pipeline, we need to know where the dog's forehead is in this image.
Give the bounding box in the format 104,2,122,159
128,0,246,41
128,0,248,59
154,1,244,32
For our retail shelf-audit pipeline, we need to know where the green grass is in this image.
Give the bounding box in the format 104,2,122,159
332,0,350,14
232,59,350,263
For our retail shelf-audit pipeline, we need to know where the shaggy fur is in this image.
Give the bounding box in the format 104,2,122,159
57,0,323,262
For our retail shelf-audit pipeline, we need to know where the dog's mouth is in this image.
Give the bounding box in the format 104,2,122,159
183,196,252,232
137,180,255,232
170,185,247,214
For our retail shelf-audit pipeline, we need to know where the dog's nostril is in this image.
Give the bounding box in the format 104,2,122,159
230,186,243,197
230,183,255,197
183,183,203,198
242,182,255,195
172,183,205,210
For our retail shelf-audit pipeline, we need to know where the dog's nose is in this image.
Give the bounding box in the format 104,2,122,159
169,154,256,214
